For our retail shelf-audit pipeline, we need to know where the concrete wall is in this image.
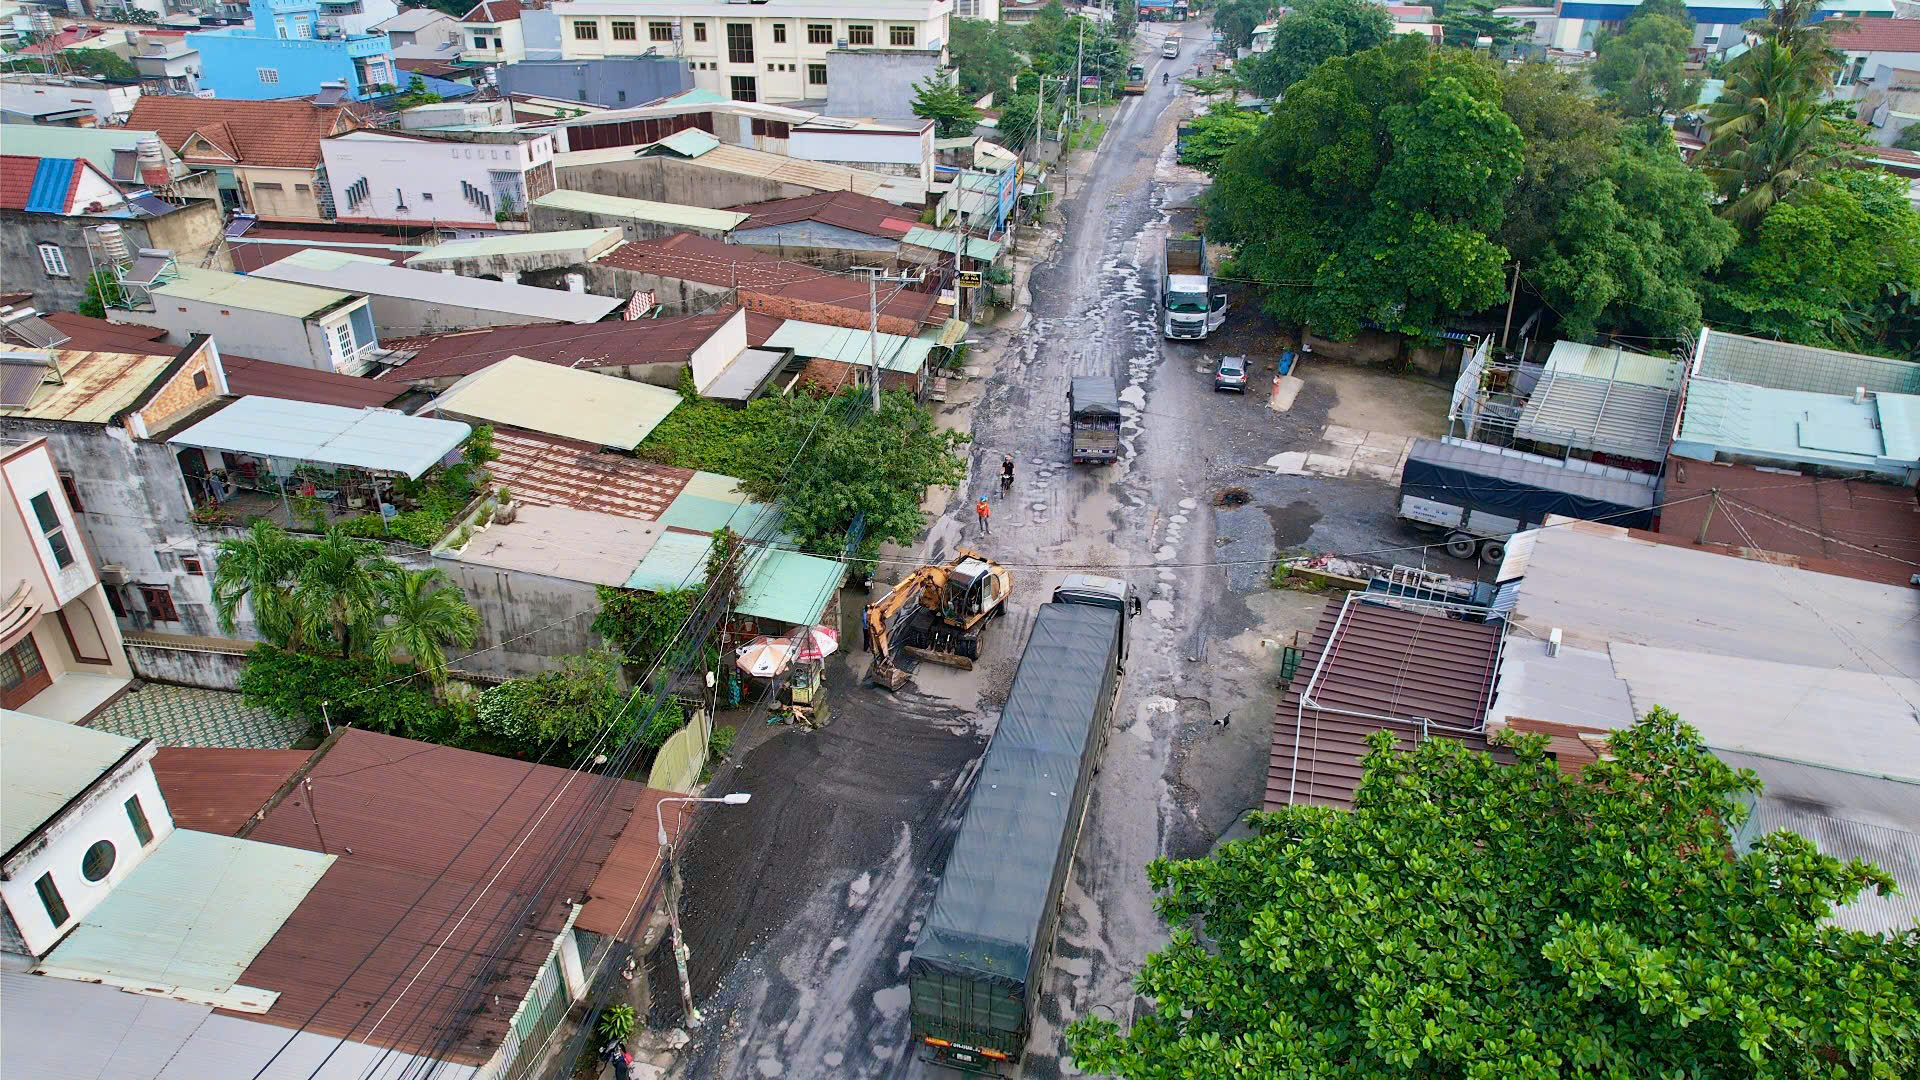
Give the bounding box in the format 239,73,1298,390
324,130,557,228
793,356,921,397
1302,329,1459,377
495,57,694,109
823,49,943,118
235,165,330,222
576,262,736,317
126,641,250,691
433,559,607,680
357,292,580,336
557,156,809,209
527,203,733,242
0,203,228,313
114,296,356,374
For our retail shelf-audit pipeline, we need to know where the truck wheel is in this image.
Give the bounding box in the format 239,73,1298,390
1479,539,1507,563
1444,533,1478,559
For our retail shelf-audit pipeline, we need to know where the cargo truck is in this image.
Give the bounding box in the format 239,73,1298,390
1399,437,1657,561
1068,376,1121,464
1161,234,1226,340
1162,33,1181,58
907,576,1136,1074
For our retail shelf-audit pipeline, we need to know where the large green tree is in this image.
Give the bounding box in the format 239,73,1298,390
1205,38,1522,339
1238,0,1393,99
1067,709,1920,1077
1528,125,1736,341
372,567,480,695
211,519,308,648
1496,64,1623,266
1213,0,1272,52
292,527,397,660
1439,0,1525,49
911,76,982,138
1591,13,1700,117
948,17,1023,102
1707,168,1920,358
1178,103,1263,173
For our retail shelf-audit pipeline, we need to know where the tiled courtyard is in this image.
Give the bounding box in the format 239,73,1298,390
87,684,308,749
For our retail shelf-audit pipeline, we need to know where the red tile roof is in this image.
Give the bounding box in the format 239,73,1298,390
729,190,920,239
487,428,693,520
127,97,360,169
151,746,312,835
227,728,653,1065
1829,17,1920,53
462,0,528,23
1267,598,1507,810
600,233,940,325
383,306,762,384
1655,456,1920,588
221,355,406,409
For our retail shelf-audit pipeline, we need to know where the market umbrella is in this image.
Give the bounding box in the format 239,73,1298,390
790,625,840,663
735,636,794,678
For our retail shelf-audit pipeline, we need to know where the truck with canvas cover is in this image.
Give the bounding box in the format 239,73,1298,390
1162,234,1226,339
1069,376,1121,464
1398,437,1657,561
907,577,1134,1074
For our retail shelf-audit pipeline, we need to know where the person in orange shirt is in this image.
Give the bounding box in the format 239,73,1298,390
975,497,991,535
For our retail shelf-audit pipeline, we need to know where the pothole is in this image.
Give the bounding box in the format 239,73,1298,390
1215,487,1251,508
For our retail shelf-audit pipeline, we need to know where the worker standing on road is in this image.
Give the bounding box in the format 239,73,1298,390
976,498,991,535
1000,455,1015,495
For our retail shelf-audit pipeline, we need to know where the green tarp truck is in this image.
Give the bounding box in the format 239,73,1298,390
907,576,1134,1073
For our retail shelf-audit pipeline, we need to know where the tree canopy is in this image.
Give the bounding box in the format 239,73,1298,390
1213,0,1273,52
1591,13,1700,117
1204,38,1523,340
1238,0,1394,99
949,17,1024,102
1178,103,1264,174
1707,168,1920,358
911,76,982,138
1067,709,1920,1078
1439,0,1526,49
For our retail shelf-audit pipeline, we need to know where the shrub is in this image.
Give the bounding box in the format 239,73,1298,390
635,693,689,751
238,646,446,738
597,1003,636,1043
708,723,738,763
386,510,451,547
472,653,631,762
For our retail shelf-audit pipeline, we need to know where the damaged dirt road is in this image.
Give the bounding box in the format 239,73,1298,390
668,26,1445,1080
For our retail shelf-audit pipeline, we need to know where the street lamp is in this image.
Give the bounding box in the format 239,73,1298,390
654,793,752,1030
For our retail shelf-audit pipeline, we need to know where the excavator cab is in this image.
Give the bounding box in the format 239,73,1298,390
941,557,996,622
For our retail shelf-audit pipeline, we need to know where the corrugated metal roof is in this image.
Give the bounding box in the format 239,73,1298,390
655,469,785,537
668,142,887,197
1543,340,1683,389
486,428,693,519
37,829,333,1004
1512,370,1677,461
0,124,170,180
730,191,919,239
152,747,313,835
1267,596,1506,810
1697,327,1920,395
531,188,749,231
154,266,357,318
221,355,405,411
901,226,1003,262
576,786,685,937
736,545,844,627
1724,751,1920,934
232,728,645,1066
432,354,681,449
1,709,140,854
1676,379,1916,476
654,126,720,156
762,319,935,374
0,344,177,424
0,971,476,1080
624,528,715,593
402,227,625,266
169,396,471,479
251,251,624,324
456,502,659,585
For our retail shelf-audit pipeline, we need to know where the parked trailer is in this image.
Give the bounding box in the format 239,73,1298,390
908,578,1134,1074
1399,437,1658,561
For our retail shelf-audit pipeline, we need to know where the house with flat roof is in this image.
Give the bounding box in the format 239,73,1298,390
1,721,686,1078
428,353,683,449
320,126,560,229
111,265,384,375
248,248,625,337
554,127,900,209
188,0,400,101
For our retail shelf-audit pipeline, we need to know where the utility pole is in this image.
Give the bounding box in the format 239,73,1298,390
1075,19,1085,115
953,210,966,322
1694,489,1721,545
859,266,925,409
1500,259,1521,351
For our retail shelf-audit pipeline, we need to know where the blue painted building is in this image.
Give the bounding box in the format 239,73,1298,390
1545,0,1895,52
188,0,398,101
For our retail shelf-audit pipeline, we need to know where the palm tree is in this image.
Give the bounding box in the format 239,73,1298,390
210,520,305,647
292,527,395,659
372,568,480,694
1701,41,1856,226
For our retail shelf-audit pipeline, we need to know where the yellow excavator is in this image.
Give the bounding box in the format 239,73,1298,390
863,549,1015,690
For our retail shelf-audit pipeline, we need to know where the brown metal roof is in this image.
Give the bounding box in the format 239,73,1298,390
1655,456,1920,587
151,746,313,835
488,428,693,520
222,355,405,410
384,306,760,385
1267,597,1506,810
576,786,686,938
598,233,941,326
223,729,649,1066
729,190,920,239
37,312,173,355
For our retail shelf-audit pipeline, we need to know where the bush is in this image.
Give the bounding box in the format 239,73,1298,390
388,510,452,547
635,693,689,751
592,586,698,670
472,653,631,762
708,723,737,763
238,646,447,738
597,1003,636,1043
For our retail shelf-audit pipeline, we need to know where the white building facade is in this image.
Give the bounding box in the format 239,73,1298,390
321,128,559,228
548,0,953,104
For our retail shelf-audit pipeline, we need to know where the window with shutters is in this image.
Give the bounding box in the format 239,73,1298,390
127,795,155,846
848,24,873,45
36,874,67,928
807,23,832,44
138,585,179,622
648,20,672,41
30,492,73,569
729,75,757,101
890,25,915,46
572,20,597,40
808,63,827,86
610,20,636,40
726,23,754,63
37,243,68,277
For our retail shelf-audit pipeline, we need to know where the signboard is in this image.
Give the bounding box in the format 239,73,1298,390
958,271,983,288
1081,75,1101,89
624,290,655,320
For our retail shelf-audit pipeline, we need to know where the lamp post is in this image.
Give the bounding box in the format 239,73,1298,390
655,792,751,1030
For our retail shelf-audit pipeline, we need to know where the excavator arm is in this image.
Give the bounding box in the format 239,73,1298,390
864,568,942,690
